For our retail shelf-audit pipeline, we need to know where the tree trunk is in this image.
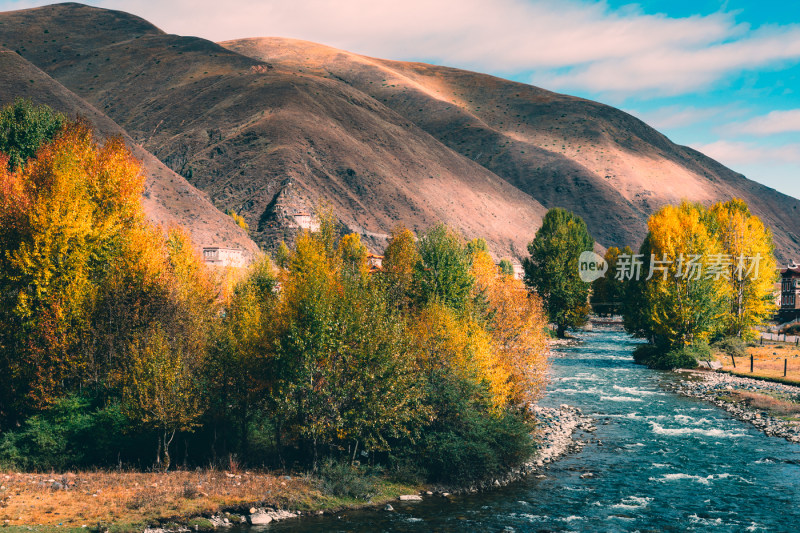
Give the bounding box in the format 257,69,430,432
163,428,176,472
556,324,566,338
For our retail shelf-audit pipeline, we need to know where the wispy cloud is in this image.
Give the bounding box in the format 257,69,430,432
44,0,795,96
626,104,745,130
725,109,800,135
691,140,800,166
541,25,800,96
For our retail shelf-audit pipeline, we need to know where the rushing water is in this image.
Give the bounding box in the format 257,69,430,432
261,327,800,532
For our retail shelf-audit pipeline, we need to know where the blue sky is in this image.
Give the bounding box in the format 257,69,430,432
1,0,798,199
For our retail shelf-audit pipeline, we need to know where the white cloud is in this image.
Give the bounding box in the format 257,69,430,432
691,140,800,166
51,0,795,96
727,109,800,135
540,25,800,95
626,104,744,130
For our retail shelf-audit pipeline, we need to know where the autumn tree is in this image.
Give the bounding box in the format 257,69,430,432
470,249,549,404
121,324,203,471
523,208,594,337
270,229,427,467
381,225,421,309
338,232,369,278
638,202,731,347
397,240,547,483
208,256,278,457
0,106,221,468
0,119,144,421
710,199,777,339
226,209,249,231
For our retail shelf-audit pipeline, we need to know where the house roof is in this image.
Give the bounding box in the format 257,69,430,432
781,265,800,276
203,247,243,253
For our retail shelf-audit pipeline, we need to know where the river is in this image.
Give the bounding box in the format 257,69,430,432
263,327,800,532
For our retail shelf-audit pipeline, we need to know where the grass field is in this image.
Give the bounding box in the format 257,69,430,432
716,343,800,386
0,469,418,532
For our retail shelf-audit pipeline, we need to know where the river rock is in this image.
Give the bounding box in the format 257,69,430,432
248,513,272,525
399,494,423,501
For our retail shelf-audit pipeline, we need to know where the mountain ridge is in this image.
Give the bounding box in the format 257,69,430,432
1,3,797,262
223,37,800,261
0,45,259,256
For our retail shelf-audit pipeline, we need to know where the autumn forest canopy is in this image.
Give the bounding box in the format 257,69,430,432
0,99,779,485
0,100,550,484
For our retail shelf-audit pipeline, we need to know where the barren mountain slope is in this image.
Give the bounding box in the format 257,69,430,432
223,37,800,262
0,47,259,256
0,3,549,257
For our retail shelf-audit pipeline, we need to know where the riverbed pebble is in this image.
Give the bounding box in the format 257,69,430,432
671,370,800,443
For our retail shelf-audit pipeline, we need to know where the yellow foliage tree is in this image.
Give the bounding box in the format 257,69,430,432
382,225,420,309
710,199,777,339
0,121,145,411
644,202,731,346
470,249,549,404
122,323,203,471
337,232,369,279
410,302,512,409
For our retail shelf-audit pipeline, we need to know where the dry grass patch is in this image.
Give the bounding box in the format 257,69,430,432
721,390,800,419
0,470,317,528
718,343,800,385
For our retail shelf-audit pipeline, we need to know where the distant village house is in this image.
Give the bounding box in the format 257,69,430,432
367,253,383,273
779,263,800,322
202,247,246,268
292,212,320,232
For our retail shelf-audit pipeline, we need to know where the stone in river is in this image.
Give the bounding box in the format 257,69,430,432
248,513,273,525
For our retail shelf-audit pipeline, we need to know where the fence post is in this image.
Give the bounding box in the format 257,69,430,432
731,354,736,368
785,358,788,377
751,354,754,373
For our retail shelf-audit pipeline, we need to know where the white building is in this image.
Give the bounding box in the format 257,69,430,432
367,253,383,272
202,247,246,268
292,212,320,231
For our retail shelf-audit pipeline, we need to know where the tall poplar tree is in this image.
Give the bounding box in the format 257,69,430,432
523,208,594,337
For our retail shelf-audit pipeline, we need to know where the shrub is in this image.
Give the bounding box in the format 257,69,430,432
633,342,707,370
0,395,133,470
632,344,661,365
409,373,534,485
713,336,747,359
414,413,534,485
316,459,378,500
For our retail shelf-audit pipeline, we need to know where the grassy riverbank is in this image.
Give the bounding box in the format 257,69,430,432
716,343,800,386
0,470,420,532
0,403,590,532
